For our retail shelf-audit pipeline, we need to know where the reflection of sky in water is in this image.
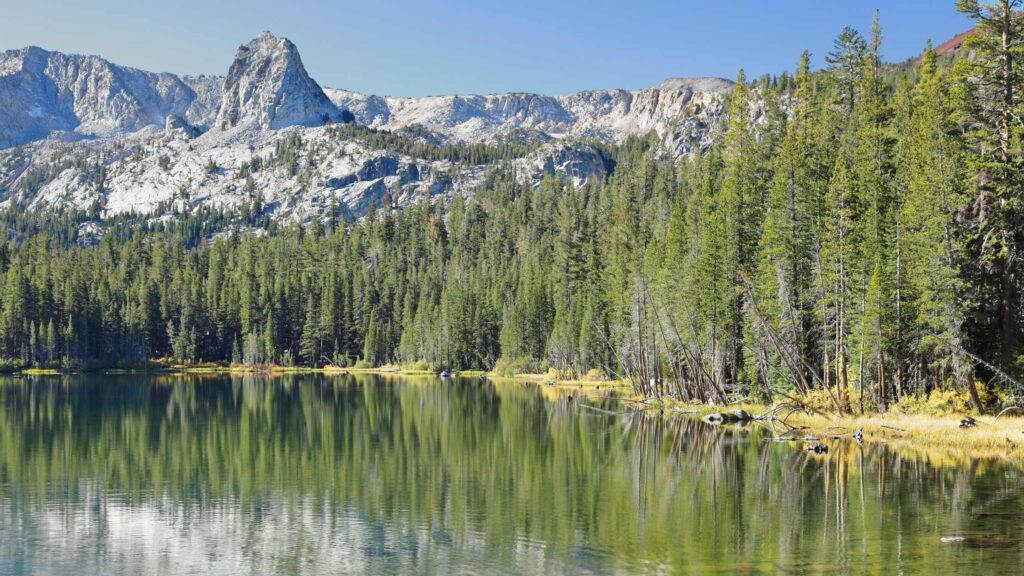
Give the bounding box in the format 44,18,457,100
4,488,558,575
0,374,1023,575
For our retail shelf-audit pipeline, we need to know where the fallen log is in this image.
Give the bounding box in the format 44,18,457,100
703,409,755,424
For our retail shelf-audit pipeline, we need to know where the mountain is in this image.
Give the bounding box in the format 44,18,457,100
0,46,220,148
0,32,740,221
0,33,735,151
215,32,342,131
4,122,613,221
323,77,733,149
0,31,350,149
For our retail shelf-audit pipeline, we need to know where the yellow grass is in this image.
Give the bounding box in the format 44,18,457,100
785,412,1024,459
456,370,487,378
487,373,628,404
623,394,1024,460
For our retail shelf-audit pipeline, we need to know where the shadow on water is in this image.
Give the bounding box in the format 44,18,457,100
0,373,1022,574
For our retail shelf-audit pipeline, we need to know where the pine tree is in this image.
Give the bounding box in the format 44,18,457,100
708,69,757,390
820,153,857,412
300,294,320,366
45,319,57,365
901,41,981,408
750,52,820,398
826,26,868,114
850,11,895,409
363,309,380,365
954,0,1024,371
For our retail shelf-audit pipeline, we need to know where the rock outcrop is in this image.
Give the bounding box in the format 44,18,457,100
0,124,611,221
214,32,342,131
323,76,733,152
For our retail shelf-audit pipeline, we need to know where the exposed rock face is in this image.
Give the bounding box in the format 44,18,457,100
517,141,612,188
164,114,201,139
215,32,342,131
0,125,610,221
323,76,733,153
0,46,220,148
0,32,346,148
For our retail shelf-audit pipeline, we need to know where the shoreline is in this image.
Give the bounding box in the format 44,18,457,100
7,366,1022,460
11,364,631,383
621,397,1024,461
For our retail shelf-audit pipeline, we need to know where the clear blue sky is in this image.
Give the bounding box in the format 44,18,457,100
1,0,971,96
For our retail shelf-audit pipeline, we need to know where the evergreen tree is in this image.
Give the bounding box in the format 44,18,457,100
901,41,981,408
954,0,1024,370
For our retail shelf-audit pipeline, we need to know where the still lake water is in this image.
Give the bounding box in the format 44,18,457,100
0,373,1022,575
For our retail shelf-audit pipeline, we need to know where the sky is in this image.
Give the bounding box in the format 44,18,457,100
0,0,971,96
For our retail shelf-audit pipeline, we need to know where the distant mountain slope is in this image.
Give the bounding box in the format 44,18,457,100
323,77,734,146
933,27,974,57
0,46,220,148
0,32,742,221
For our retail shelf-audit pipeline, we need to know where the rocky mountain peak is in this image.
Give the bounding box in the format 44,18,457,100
215,32,342,131
3,46,49,72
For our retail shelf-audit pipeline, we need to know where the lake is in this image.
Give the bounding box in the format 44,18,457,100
0,373,1022,574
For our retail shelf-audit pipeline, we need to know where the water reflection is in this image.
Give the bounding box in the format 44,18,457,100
0,373,1022,574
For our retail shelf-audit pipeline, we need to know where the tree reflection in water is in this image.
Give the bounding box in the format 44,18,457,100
0,373,1022,574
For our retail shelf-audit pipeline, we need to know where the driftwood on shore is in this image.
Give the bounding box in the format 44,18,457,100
702,409,755,424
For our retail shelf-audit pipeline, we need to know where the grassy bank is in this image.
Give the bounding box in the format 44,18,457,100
783,412,1024,459
440,373,1024,461
624,394,1024,460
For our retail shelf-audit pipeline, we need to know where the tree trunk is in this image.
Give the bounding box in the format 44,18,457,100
1002,252,1015,367
1001,0,1012,165
999,0,1016,366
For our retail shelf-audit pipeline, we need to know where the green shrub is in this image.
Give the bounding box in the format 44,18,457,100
0,358,25,373
492,356,540,377
402,359,433,372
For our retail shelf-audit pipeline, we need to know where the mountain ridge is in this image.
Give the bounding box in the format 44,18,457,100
0,32,742,222
0,44,222,148
0,33,734,150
